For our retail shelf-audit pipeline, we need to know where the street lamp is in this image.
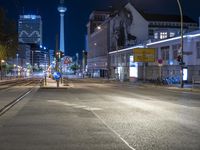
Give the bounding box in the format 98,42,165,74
13,64,16,77
16,53,19,78
44,54,47,86
114,33,119,80
97,26,101,30
177,0,184,88
1,59,5,80
32,51,34,74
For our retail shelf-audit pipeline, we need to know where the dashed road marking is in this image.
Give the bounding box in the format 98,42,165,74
91,110,136,150
47,100,102,111
47,99,135,150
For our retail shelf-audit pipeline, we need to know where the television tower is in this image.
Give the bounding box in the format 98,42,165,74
57,0,67,54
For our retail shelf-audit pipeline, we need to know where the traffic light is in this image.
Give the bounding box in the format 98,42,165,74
54,51,65,62
54,51,60,62
60,51,65,58
176,55,182,62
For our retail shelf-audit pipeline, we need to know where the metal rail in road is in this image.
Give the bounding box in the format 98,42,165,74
0,79,40,91
0,78,42,116
0,79,29,91
0,88,33,116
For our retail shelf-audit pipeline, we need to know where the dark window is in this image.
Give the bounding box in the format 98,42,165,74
196,41,200,58
161,46,169,60
149,29,154,36
172,44,181,59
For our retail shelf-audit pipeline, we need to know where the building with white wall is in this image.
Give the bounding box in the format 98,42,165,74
86,11,111,77
109,30,200,82
87,2,198,79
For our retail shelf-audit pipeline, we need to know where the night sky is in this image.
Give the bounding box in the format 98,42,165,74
0,0,200,57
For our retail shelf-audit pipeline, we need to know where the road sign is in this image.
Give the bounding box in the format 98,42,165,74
64,56,72,64
133,48,156,62
53,72,61,81
157,58,163,67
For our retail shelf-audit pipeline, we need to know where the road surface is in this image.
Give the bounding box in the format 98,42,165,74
0,79,199,150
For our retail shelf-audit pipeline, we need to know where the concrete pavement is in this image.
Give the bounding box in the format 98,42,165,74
41,77,69,89
0,79,200,150
76,77,200,93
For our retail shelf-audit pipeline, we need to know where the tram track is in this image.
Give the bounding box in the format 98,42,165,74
0,79,29,91
0,78,41,117
0,88,33,116
0,78,40,91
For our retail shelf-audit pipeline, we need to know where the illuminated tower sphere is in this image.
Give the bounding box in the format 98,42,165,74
57,0,67,54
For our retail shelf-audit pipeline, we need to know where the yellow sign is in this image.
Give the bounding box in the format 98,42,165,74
133,48,156,62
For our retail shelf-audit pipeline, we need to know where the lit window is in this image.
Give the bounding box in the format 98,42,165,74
170,32,175,37
160,32,168,39
154,33,158,39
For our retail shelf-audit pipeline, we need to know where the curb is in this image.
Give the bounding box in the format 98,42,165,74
137,83,200,93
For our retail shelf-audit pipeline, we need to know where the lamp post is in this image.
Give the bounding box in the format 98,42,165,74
177,0,184,88
44,54,47,86
1,60,5,80
32,50,34,74
16,53,19,78
13,64,16,78
114,32,119,80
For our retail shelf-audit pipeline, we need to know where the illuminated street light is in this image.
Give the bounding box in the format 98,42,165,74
1,59,5,80
13,64,16,77
16,53,19,78
32,51,34,75
97,26,101,30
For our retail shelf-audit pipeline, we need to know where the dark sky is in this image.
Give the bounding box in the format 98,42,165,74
0,0,200,57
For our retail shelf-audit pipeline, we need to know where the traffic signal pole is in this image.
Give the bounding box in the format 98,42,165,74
177,0,184,88
56,60,60,88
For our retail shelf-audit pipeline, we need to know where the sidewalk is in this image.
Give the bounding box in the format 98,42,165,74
128,81,200,93
41,77,69,89
82,78,200,93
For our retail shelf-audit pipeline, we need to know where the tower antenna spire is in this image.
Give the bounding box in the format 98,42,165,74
58,0,67,54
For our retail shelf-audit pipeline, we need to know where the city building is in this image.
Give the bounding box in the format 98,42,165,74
87,2,198,79
30,44,49,70
17,14,51,71
109,29,200,82
86,11,111,77
18,15,42,45
18,43,31,66
49,49,55,65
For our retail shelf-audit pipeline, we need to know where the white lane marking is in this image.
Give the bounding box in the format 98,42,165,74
74,105,87,109
47,100,102,111
47,100,134,149
83,107,102,111
91,110,136,150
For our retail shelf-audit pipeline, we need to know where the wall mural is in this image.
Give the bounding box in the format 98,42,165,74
111,7,137,51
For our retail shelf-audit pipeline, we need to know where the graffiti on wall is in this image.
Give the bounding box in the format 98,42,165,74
111,7,137,50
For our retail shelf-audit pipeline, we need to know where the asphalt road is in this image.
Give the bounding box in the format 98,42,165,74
0,79,200,150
